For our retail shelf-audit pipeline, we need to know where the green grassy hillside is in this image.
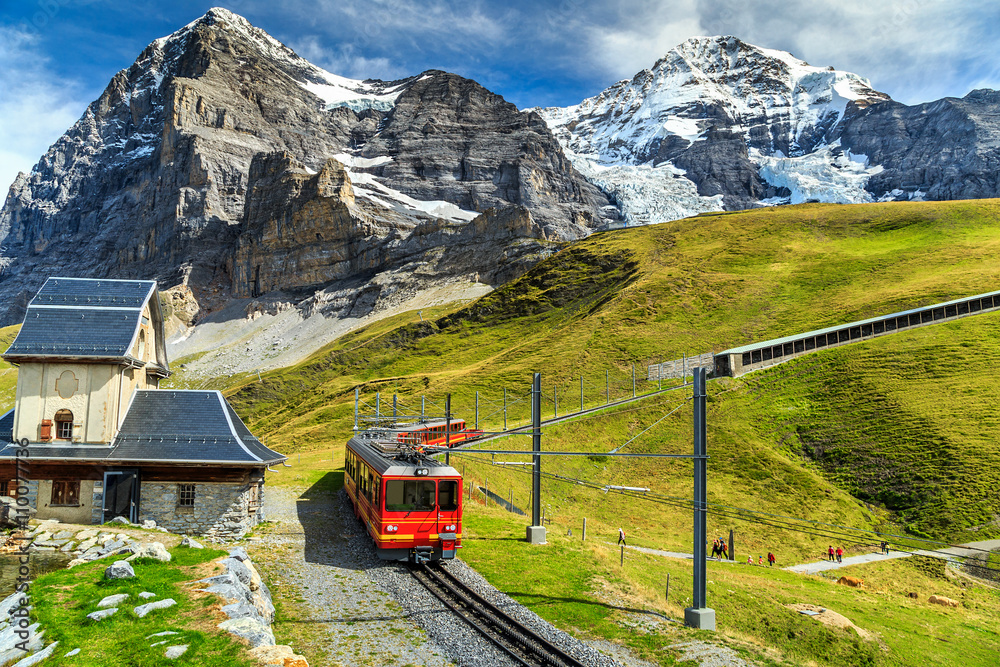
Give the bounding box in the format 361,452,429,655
173,199,1000,664
208,199,1000,540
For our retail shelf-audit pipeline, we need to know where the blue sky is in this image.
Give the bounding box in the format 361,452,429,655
2,0,999,193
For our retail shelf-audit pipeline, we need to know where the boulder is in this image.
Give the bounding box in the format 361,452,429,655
10,639,57,667
126,542,171,562
228,547,250,562
180,536,204,549
86,608,118,622
836,576,863,588
164,645,188,659
218,617,275,648
928,595,959,608
141,520,157,529
75,529,99,541
98,594,129,608
134,599,176,618
139,592,157,600
0,497,34,528
105,561,135,580
249,645,309,667
107,516,132,526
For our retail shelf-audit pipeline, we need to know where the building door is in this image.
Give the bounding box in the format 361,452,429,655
102,470,139,523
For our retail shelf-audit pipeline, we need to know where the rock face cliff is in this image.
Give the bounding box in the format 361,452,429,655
537,35,1000,223
0,8,612,325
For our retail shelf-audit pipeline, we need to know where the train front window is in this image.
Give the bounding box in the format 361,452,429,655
439,481,459,511
384,480,436,511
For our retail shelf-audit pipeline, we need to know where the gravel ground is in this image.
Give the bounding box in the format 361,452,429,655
248,485,653,667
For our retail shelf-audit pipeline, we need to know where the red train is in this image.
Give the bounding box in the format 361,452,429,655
391,418,483,447
345,422,467,562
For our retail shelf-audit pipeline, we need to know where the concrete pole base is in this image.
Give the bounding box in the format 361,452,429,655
526,525,547,544
684,607,716,631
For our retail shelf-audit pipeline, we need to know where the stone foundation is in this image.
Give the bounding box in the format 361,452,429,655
139,480,264,538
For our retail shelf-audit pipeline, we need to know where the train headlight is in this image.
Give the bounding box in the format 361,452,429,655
415,468,429,476
387,525,397,532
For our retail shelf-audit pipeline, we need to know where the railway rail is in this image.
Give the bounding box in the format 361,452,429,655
411,563,587,667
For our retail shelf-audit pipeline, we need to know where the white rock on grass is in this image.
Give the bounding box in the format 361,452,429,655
138,592,156,600
75,529,99,541
98,594,129,608
11,640,58,667
180,536,204,549
64,649,80,656
146,631,179,638
142,520,157,529
217,617,274,648
104,561,135,579
86,608,118,622
134,599,176,618
164,645,188,659
126,542,171,562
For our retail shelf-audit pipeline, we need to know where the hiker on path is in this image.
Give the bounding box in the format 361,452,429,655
618,528,626,546
828,545,835,561
768,552,776,567
711,539,720,558
836,546,843,563
721,542,728,559
747,555,753,565
758,555,764,565
881,541,888,554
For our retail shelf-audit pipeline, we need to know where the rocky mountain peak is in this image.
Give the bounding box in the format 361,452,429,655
0,9,609,325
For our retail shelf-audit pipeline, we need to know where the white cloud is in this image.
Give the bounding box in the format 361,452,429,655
289,35,410,81
0,27,89,195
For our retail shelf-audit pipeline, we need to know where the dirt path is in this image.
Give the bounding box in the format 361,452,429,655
246,486,454,667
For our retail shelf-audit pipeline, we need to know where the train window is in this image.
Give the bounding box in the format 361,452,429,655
439,481,459,511
374,476,381,505
367,473,374,500
384,480,436,511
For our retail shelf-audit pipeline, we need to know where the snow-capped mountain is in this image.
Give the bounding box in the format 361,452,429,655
537,35,1000,223
0,8,610,324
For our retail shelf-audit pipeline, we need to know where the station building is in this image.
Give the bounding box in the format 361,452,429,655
0,277,284,537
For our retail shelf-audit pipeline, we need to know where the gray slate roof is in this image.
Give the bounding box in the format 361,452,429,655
4,277,157,361
0,409,12,444
0,391,284,466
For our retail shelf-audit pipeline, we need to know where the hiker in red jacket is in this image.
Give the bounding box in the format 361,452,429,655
767,552,776,567
828,545,835,561
836,546,843,563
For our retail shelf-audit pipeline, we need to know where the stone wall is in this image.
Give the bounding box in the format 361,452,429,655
34,479,94,524
139,479,264,538
90,480,103,524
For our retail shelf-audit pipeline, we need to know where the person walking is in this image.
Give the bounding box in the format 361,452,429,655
881,540,889,555
828,545,835,561
721,541,728,560
768,552,776,567
712,539,720,558
747,555,753,565
836,546,843,563
758,555,764,565
618,528,626,547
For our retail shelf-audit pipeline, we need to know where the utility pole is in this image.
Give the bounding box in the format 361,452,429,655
445,394,451,466
354,388,359,431
606,370,609,404
685,366,715,630
503,388,508,431
393,394,397,421
421,395,425,421
527,373,545,544
475,391,479,430
580,376,584,413
632,364,636,397
554,386,558,417
376,392,381,424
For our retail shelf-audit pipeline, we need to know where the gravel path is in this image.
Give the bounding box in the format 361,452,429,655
248,485,641,667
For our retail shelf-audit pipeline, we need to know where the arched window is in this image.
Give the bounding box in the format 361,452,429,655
137,330,146,360
54,409,73,440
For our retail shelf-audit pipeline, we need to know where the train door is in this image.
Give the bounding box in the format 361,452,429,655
437,478,460,558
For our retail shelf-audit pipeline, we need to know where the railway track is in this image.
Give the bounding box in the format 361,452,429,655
411,563,587,667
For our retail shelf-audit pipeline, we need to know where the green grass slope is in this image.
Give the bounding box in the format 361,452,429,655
205,199,1000,665
213,199,1000,540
